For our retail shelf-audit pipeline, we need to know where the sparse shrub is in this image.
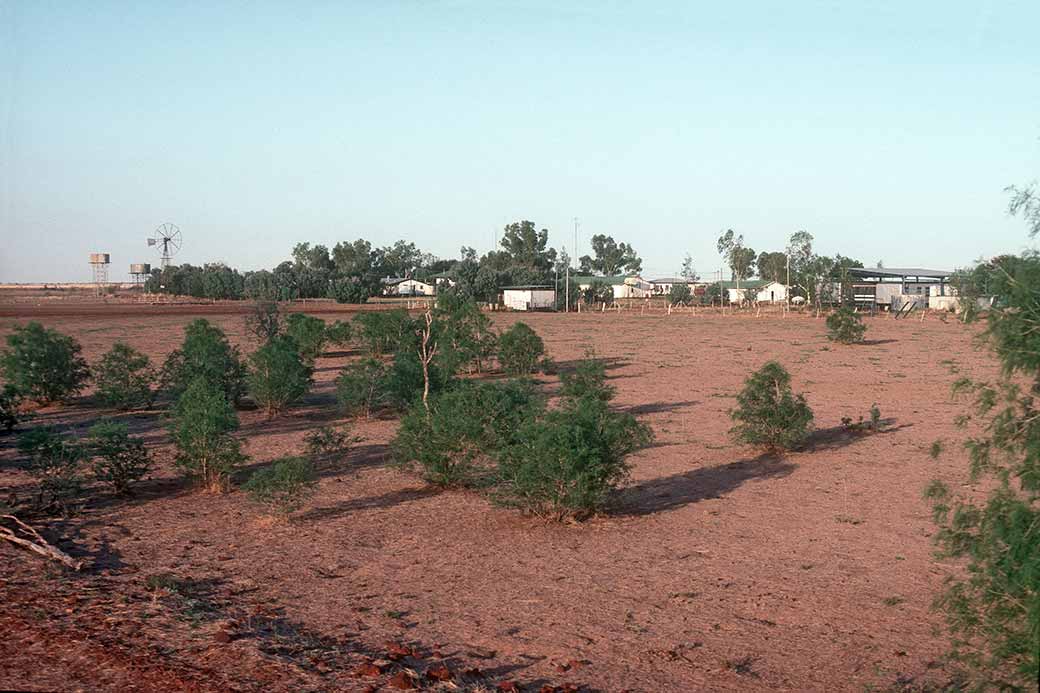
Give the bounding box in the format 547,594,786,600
303,424,356,458
840,404,883,434
242,457,318,516
244,300,282,342
335,358,388,417
324,320,353,348
730,361,814,452
495,398,653,520
583,280,614,306
87,419,151,495
94,342,156,410
246,335,313,418
162,319,246,404
17,427,84,513
284,313,328,361
0,322,90,404
930,440,944,459
668,283,693,305
0,384,27,432
382,347,454,411
497,322,545,376
435,291,497,373
559,353,616,403
826,307,867,344
353,309,413,355
539,356,558,375
169,377,246,491
392,380,543,488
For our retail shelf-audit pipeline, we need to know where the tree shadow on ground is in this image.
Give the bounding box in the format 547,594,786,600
551,356,631,374
859,338,898,346
617,453,796,516
805,419,910,453
297,485,441,522
621,400,699,416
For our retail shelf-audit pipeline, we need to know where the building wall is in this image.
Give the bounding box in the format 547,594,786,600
503,289,555,311
389,280,435,296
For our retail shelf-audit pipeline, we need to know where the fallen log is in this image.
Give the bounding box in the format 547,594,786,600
0,515,83,571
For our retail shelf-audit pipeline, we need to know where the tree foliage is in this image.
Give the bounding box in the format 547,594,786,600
668,283,692,305
243,457,318,516
162,320,246,405
0,322,90,404
246,335,313,417
716,230,755,285
579,234,642,275
94,342,156,410
284,313,328,362
0,384,26,432
169,378,246,491
826,307,867,344
335,358,388,418
498,322,545,376
730,361,814,452
87,419,151,495
17,427,84,513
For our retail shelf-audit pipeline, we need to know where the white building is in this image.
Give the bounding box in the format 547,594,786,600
719,280,788,304
502,285,556,311
648,277,705,296
382,277,436,296
573,275,653,299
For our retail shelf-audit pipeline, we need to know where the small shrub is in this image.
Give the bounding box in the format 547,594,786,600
0,322,90,404
498,322,545,376
392,380,543,488
17,427,84,513
539,356,558,375
246,335,313,418
730,361,814,451
495,398,653,520
0,384,27,432
840,404,883,434
826,307,867,344
162,319,246,404
559,353,616,403
169,378,246,491
242,457,318,516
94,342,156,410
335,358,388,417
87,419,151,495
930,440,944,459
324,320,354,348
353,309,413,355
244,300,282,343
668,283,692,305
304,424,356,458
583,280,614,306
383,348,453,411
284,313,328,362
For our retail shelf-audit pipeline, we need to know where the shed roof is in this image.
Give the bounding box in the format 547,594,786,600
571,275,644,286
648,277,699,284
846,267,952,280
502,285,555,290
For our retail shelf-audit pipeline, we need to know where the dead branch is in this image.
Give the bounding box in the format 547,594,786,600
0,515,83,571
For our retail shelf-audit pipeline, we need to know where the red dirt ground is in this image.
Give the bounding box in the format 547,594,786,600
0,303,994,692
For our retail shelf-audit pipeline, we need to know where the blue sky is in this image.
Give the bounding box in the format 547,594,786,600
2,1,1038,282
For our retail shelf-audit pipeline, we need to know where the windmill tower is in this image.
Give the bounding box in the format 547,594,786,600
149,223,182,270
89,253,111,296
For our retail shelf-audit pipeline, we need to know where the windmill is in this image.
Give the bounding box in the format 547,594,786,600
149,223,182,270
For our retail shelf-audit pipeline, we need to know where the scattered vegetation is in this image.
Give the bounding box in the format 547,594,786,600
841,404,882,434
730,361,814,452
169,378,247,492
162,319,246,405
497,322,545,376
284,312,328,362
244,300,282,342
86,419,151,495
0,384,27,432
353,309,413,355
559,351,616,403
668,283,692,305
335,358,388,418
94,342,156,410
0,321,90,404
826,307,867,344
17,427,84,513
303,424,357,459
246,335,313,417
242,456,318,517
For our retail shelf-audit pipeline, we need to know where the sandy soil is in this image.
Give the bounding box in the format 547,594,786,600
0,304,993,692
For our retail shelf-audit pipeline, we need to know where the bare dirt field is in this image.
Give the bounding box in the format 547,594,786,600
0,303,994,692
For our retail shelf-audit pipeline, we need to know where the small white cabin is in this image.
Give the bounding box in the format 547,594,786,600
382,277,436,296
502,286,556,311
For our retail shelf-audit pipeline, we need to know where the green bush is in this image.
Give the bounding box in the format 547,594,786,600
497,322,545,376
87,419,151,495
729,361,814,452
392,380,543,488
246,335,313,418
169,377,246,491
324,320,354,348
244,300,282,342
383,347,455,411
17,427,84,513
826,307,867,344
0,384,27,432
162,319,246,404
353,309,413,355
284,313,328,361
303,424,356,459
495,398,652,520
435,291,497,373
0,322,90,404
335,358,388,418
668,283,693,305
559,353,616,403
94,342,156,410
583,280,614,306
242,457,318,516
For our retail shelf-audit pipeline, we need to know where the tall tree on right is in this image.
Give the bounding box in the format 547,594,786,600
579,235,642,276
925,183,1040,688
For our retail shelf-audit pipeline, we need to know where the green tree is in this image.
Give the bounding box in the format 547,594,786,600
923,197,1039,687
730,361,814,452
498,322,545,376
681,253,699,281
244,300,282,342
161,320,246,404
335,358,388,418
826,307,867,344
579,234,642,275
94,342,156,410
500,220,557,273
0,322,90,404
0,384,26,431
247,335,313,418
583,279,614,306
756,251,788,283
284,313,328,362
560,352,616,403
17,427,84,513
716,230,755,297
169,378,246,491
668,283,692,305
243,457,318,516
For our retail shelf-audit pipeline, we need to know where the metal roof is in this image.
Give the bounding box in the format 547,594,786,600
571,275,645,286
648,277,700,284
501,285,555,290
846,267,952,280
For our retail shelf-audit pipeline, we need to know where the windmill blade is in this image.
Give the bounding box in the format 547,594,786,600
148,238,156,246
